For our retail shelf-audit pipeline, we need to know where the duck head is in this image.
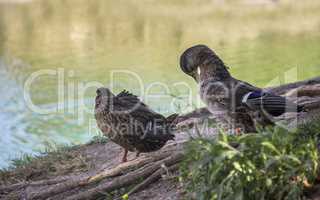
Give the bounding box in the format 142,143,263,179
95,87,115,110
180,44,230,82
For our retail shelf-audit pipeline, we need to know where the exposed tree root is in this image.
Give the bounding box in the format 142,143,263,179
0,175,73,194
268,76,320,95
83,150,174,185
65,152,184,200
125,163,180,197
0,149,185,200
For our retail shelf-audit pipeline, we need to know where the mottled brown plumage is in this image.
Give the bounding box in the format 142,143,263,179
94,88,176,162
180,45,303,132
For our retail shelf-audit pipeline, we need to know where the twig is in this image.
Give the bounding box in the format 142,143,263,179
64,152,184,200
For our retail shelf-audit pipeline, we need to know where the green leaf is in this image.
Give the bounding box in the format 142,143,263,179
122,194,129,200
179,118,320,200
261,141,281,155
233,162,243,172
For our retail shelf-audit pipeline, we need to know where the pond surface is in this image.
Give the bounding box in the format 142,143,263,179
0,0,320,168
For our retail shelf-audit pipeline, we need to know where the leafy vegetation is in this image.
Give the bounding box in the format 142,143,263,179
180,119,320,200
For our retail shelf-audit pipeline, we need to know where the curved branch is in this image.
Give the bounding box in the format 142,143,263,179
65,152,184,200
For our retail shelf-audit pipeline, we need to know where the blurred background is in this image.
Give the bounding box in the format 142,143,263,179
0,0,320,168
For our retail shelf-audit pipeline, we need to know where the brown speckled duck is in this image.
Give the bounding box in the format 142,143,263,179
94,88,177,162
179,44,304,132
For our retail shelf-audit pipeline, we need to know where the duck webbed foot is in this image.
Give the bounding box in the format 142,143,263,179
121,149,128,163
135,152,140,158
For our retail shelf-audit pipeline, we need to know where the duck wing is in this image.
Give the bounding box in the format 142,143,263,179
111,90,174,151
115,90,166,123
114,90,173,135
242,91,303,117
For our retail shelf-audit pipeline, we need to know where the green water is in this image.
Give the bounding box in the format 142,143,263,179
0,0,320,168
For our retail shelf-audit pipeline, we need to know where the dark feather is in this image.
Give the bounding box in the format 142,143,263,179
95,88,174,153
244,91,302,117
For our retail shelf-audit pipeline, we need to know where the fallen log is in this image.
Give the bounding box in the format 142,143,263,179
268,76,320,95
64,152,184,200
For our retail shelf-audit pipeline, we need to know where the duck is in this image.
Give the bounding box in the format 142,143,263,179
179,44,304,131
94,88,177,162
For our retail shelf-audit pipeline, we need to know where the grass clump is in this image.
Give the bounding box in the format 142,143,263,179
87,135,109,145
0,142,88,185
0,135,108,185
180,120,320,200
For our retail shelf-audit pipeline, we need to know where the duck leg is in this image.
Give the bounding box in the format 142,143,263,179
135,152,140,158
122,149,128,162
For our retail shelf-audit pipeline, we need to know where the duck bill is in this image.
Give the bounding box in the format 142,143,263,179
192,67,201,82
95,94,102,109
